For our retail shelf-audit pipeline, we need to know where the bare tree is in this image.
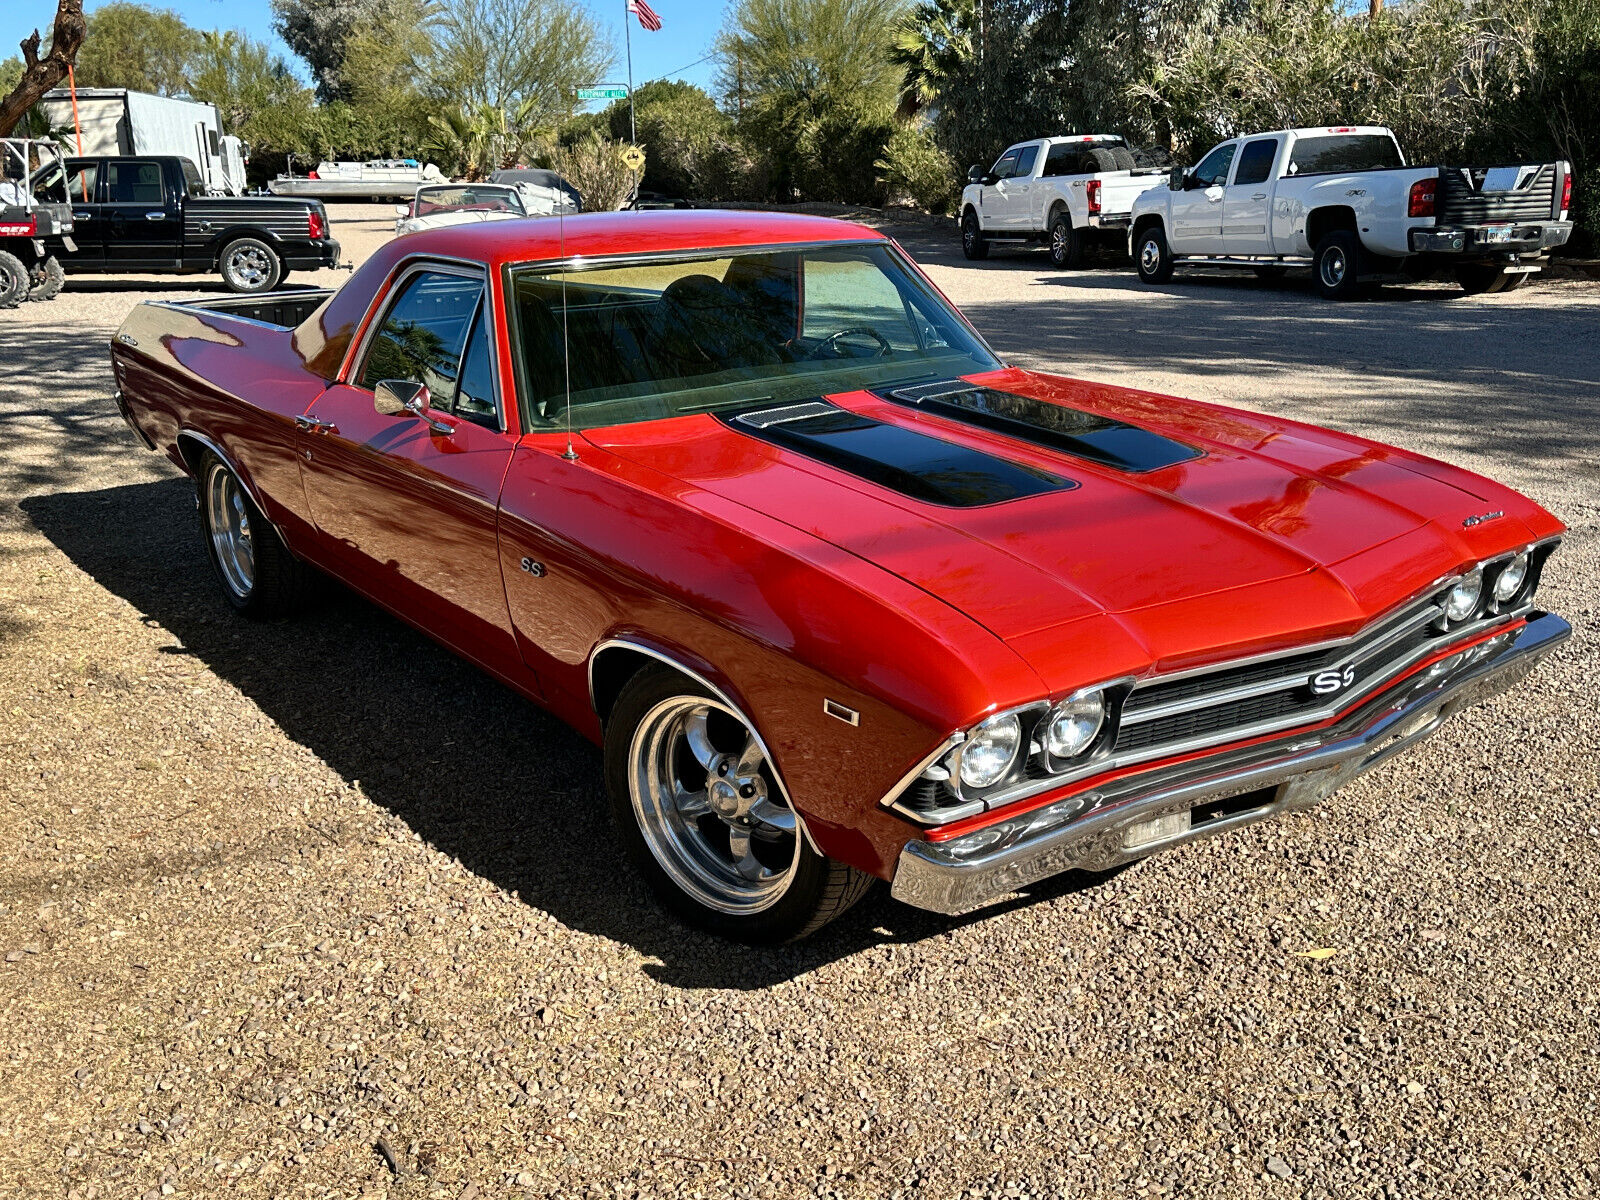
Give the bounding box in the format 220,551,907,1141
0,1,88,138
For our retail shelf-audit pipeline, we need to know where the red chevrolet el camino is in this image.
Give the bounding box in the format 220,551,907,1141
110,211,1570,942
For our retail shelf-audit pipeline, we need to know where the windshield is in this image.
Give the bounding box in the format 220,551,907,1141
415,186,524,217
508,242,1001,430
1288,134,1403,175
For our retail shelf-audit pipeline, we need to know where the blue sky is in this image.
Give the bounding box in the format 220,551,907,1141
6,0,724,99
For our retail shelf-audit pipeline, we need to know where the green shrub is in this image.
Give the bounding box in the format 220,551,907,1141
877,124,957,213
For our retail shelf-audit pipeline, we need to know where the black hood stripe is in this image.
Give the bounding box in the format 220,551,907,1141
724,400,1075,508
881,381,1204,474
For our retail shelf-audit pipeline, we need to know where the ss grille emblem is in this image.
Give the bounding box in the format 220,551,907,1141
519,557,545,577
1310,665,1356,696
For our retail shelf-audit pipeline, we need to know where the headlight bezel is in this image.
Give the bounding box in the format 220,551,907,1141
1438,539,1556,629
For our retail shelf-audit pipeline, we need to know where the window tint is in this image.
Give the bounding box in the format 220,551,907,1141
1042,145,1077,177
64,161,97,202
1233,139,1279,186
1191,143,1237,188
453,307,499,429
1288,134,1404,175
990,150,1019,179
180,159,203,194
106,161,163,204
1013,145,1038,177
359,271,484,408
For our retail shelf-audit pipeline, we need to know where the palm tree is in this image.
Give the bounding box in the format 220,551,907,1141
889,0,978,119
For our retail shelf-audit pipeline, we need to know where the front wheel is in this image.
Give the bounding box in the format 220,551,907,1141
1134,226,1174,284
28,255,64,301
961,211,989,261
197,452,314,617
219,236,283,293
604,666,874,943
1313,230,1365,300
1047,212,1082,269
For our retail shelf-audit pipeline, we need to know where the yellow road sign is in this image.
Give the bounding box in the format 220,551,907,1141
621,145,645,171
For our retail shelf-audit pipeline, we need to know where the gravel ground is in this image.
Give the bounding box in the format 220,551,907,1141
1,205,1597,1200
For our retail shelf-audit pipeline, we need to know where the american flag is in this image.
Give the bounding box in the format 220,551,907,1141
628,0,661,30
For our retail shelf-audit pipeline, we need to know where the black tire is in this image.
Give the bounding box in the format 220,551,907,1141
1047,210,1083,269
603,665,874,944
1313,230,1365,300
0,249,28,308
1134,225,1174,284
195,451,314,618
960,210,989,261
1456,266,1511,295
218,236,283,294
1252,265,1287,281
27,254,64,301
1499,271,1530,292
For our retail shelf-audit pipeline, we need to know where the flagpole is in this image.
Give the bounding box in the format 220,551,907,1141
624,0,636,144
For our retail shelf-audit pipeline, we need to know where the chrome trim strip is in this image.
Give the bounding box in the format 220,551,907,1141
889,612,1571,915
585,638,822,855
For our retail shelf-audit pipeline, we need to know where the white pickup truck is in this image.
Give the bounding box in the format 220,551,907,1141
959,135,1170,267
1129,125,1573,299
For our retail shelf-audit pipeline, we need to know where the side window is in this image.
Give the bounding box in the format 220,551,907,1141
1191,143,1237,188
359,270,485,412
181,159,204,194
1042,144,1075,177
106,161,164,204
1233,139,1279,187
990,150,1019,180
64,162,97,203
1013,145,1039,177
453,306,499,430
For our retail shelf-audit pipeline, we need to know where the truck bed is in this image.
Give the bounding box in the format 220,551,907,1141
181,287,335,329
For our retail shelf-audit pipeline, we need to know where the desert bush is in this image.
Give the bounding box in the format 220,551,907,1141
877,124,957,212
552,132,635,212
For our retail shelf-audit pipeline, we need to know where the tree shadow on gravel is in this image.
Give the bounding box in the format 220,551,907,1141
21,479,1107,989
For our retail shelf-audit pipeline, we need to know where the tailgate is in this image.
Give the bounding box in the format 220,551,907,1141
1098,171,1168,215
1437,162,1565,224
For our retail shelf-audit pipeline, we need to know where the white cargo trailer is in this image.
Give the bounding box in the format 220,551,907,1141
37,88,247,196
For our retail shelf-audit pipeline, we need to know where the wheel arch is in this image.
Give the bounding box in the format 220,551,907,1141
588,637,823,854
174,430,290,547
1046,198,1069,226
1306,205,1358,251
206,225,286,267
1131,213,1165,245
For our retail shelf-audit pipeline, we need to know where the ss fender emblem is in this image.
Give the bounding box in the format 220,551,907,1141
519,557,546,577
1310,665,1356,696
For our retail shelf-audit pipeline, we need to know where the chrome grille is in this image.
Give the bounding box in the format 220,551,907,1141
1115,592,1450,758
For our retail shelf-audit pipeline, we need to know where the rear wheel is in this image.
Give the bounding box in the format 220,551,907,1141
1134,225,1174,284
0,250,28,308
219,236,283,293
961,210,989,261
1313,230,1364,300
196,452,314,617
27,255,64,301
603,666,874,943
1047,211,1082,269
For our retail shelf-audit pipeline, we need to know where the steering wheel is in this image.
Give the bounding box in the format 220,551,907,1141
805,327,893,360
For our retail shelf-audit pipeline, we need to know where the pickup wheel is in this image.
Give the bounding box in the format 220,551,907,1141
0,250,29,309
219,237,283,294
1134,226,1174,284
1048,212,1083,269
27,255,65,301
961,211,989,261
1455,266,1513,295
1313,231,1365,300
196,452,314,617
603,665,875,943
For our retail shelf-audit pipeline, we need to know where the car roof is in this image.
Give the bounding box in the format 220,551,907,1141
391,209,886,266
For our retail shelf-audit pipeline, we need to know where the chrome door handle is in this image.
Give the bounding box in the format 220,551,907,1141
73,211,92,220
1251,193,1267,200
294,415,338,434
145,212,167,220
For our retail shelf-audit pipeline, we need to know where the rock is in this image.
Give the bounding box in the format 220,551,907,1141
1265,1156,1293,1179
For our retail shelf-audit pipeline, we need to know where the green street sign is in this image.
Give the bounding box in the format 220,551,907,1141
577,87,628,101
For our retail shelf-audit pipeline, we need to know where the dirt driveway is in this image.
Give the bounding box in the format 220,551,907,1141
1,206,1596,1199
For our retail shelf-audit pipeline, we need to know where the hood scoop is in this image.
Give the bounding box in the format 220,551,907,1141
724,400,1076,508
883,381,1203,473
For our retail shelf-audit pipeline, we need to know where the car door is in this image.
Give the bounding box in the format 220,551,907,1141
101,159,181,269
297,263,522,670
61,159,104,267
1002,143,1040,231
980,148,1020,230
1222,136,1281,255
1169,141,1236,253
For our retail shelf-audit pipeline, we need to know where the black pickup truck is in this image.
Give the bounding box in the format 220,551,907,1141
51,155,341,293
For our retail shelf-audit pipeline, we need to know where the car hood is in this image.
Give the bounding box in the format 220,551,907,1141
584,368,1557,678
399,209,523,234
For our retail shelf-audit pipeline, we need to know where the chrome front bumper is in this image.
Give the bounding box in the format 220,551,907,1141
890,612,1570,916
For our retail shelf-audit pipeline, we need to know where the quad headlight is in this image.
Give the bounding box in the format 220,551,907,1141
1045,692,1105,760
1444,568,1483,622
1493,553,1528,602
957,713,1023,789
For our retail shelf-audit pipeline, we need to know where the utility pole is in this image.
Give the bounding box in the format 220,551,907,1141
624,0,636,143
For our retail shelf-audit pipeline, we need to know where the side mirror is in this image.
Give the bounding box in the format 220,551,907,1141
1169,166,1186,190
374,379,451,435
967,164,983,184
395,203,410,217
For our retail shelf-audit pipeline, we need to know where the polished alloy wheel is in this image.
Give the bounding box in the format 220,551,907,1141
205,464,255,599
1319,246,1347,290
1051,226,1068,255
628,695,801,914
1139,237,1162,274
963,222,977,253
226,244,271,289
